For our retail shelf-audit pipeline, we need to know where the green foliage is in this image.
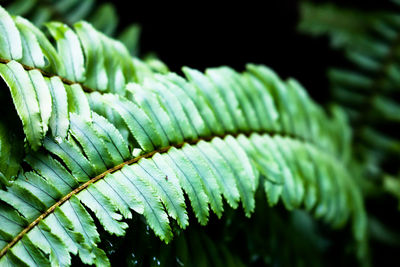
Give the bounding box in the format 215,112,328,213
299,1,400,264
0,2,371,266
2,0,141,56
0,122,23,186
299,1,400,184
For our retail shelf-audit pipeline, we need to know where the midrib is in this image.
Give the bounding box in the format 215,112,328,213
0,129,329,258
0,57,94,93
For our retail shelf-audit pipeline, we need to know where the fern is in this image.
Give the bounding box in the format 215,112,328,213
2,0,141,56
0,4,367,266
299,1,400,186
298,2,400,264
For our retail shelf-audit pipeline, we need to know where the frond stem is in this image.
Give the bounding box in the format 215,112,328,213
0,57,94,93
0,130,306,258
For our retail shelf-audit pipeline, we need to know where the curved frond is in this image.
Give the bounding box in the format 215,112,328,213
299,1,400,182
0,5,367,266
0,5,143,149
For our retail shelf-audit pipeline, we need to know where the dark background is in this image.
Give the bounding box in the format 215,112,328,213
109,0,396,105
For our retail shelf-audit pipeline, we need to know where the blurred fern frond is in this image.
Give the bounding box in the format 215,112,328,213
299,1,400,186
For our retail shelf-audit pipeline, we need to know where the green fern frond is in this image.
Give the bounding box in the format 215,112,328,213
0,126,364,266
0,5,147,150
299,1,400,183
2,0,141,55
0,5,367,266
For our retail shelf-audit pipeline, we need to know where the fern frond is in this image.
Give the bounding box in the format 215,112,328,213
299,1,400,183
0,132,363,266
3,0,141,55
0,6,145,150
0,62,366,266
0,5,367,266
